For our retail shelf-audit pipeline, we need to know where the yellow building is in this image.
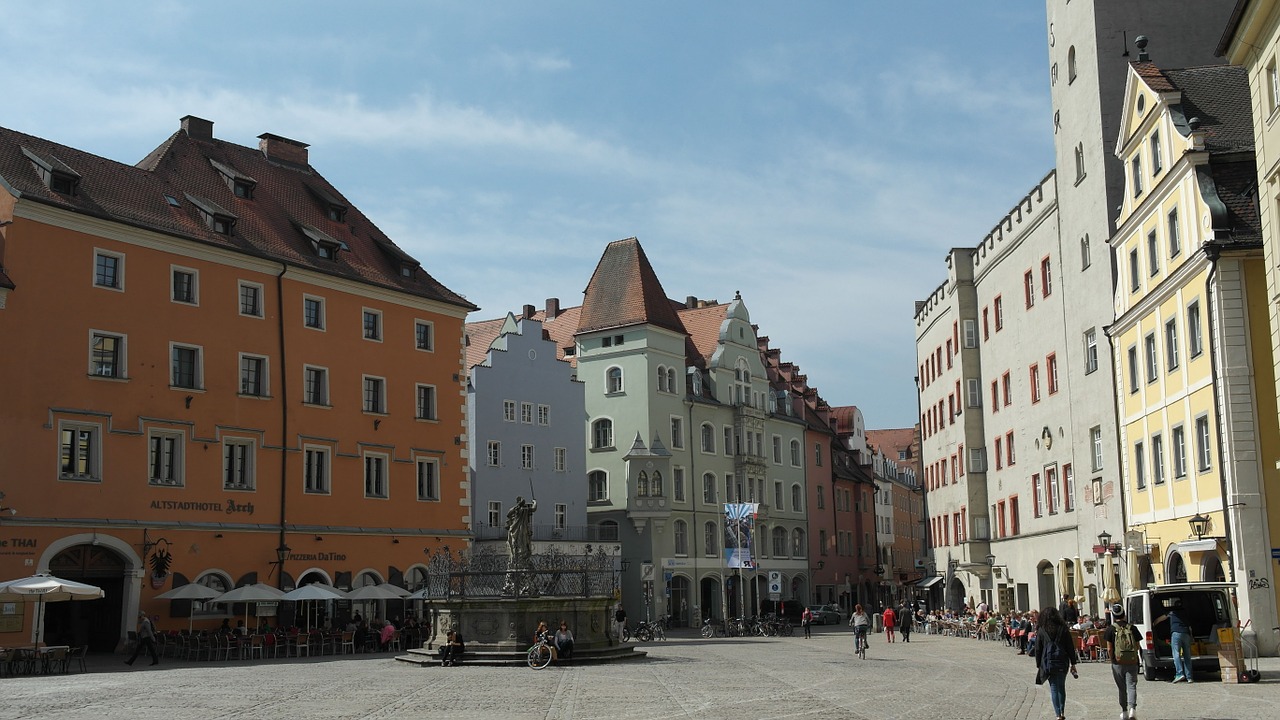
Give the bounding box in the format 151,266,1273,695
1109,53,1279,652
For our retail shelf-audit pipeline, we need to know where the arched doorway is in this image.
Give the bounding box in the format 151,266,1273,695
1138,557,1156,589
670,575,691,627
1037,561,1056,611
47,545,124,651
1201,555,1225,582
699,576,721,623
791,574,808,607
1167,553,1188,584
947,577,966,612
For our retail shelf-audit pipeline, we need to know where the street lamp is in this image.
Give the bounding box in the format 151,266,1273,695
984,553,996,567
269,543,291,587
0,491,16,516
1189,513,1210,541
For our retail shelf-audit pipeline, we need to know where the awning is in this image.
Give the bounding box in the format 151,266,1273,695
915,576,943,588
1175,538,1220,553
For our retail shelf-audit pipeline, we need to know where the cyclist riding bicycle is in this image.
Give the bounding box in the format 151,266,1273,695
849,603,870,653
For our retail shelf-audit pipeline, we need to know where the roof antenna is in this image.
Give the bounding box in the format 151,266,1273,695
1135,35,1149,62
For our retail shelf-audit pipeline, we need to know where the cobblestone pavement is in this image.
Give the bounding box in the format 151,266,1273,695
4,626,1280,719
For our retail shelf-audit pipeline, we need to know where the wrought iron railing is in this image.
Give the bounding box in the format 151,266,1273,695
418,544,615,599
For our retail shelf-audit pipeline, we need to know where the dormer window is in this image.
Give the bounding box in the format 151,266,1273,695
184,194,238,236
210,159,256,200
306,183,348,223
294,221,348,261
327,205,346,222
22,147,81,196
318,244,335,260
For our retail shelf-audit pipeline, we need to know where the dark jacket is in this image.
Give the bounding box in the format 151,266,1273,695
1035,625,1079,673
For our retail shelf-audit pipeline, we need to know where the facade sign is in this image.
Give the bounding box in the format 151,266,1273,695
723,503,758,569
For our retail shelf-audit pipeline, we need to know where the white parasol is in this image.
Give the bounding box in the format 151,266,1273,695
0,572,105,645
282,583,348,631
212,582,288,629
154,582,223,634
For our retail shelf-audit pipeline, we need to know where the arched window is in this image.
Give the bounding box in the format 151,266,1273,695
757,524,768,557
656,365,667,392
792,528,806,557
702,472,716,504
790,440,801,466
734,359,751,406
667,368,677,394
651,471,663,497
597,519,619,541
592,419,613,449
791,484,803,512
195,571,231,617
606,366,623,394
1068,46,1077,83
704,521,719,556
588,470,608,501
674,520,688,555
772,527,788,557
636,470,649,497
701,423,715,453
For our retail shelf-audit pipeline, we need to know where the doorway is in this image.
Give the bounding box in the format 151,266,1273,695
46,545,124,652
669,575,690,627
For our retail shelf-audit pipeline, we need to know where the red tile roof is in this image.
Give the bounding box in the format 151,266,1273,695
464,316,508,370
578,238,686,336
0,119,474,310
678,303,728,368
866,427,916,456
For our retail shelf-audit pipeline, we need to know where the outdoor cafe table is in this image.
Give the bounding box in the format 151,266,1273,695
3,645,70,675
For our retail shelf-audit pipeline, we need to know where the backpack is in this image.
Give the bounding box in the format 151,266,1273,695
1113,625,1139,664
1042,630,1069,672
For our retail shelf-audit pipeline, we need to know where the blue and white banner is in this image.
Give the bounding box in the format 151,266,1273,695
723,503,758,569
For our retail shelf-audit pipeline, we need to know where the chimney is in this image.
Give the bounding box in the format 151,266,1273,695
545,298,560,319
257,133,310,166
522,304,536,319
686,295,698,308
181,115,214,141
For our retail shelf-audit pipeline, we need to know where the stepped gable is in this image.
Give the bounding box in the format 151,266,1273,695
0,118,475,310
464,317,508,369
524,303,584,364
578,237,686,336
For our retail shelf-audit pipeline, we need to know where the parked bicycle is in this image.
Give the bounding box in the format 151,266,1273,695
527,636,554,669
624,619,667,642
701,617,727,638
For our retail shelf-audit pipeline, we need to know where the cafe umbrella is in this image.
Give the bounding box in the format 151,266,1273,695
211,582,287,629
154,581,223,634
0,572,105,645
281,583,348,631
346,583,408,623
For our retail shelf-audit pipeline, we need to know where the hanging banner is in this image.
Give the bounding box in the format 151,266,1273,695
723,503,758,569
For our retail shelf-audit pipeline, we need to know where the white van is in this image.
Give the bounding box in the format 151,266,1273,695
1123,582,1237,681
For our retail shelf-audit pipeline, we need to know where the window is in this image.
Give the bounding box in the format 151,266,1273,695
1074,142,1086,182
303,296,325,330
592,419,613,449
148,431,184,486
171,267,198,304
303,446,330,493
814,443,823,466
705,522,719,556
1083,329,1098,374
1006,431,1015,466
772,527,787,557
1024,270,1035,308
487,441,500,467
637,471,650,497
171,344,202,389
58,423,100,481
994,296,1004,330
671,519,688,555
791,484,803,512
1148,231,1160,276
586,470,607,501
89,331,125,378
606,366,623,393
1047,354,1059,394
991,380,999,411
521,445,535,470
1144,333,1158,383
1131,156,1143,196
816,485,825,510
983,307,990,340
1195,415,1212,471
1033,473,1043,517
362,376,386,414
1001,372,1011,406
790,439,801,466
772,436,782,464
554,447,566,472
1081,235,1091,269
774,481,784,509
1128,345,1140,393
303,366,328,405
651,471,664,497
670,417,684,449
520,402,533,424
364,453,388,498
967,378,981,407
963,319,977,348
239,282,263,317
1269,59,1280,113
239,354,268,397
1041,257,1052,297
1151,130,1162,175
1152,433,1166,485
538,404,550,425
1130,249,1141,292
1068,45,1077,82
1030,364,1041,403
1172,425,1187,478
656,365,668,393
1090,426,1103,471
703,473,716,504
701,423,715,453
488,501,501,527
223,439,254,490
792,528,806,557
503,400,516,422
362,309,382,341
1047,466,1060,514
416,384,437,420
410,457,440,501
1134,441,1146,489
414,320,434,351
1165,319,1179,372
1168,209,1181,257
1063,464,1075,512
1187,301,1203,357
94,250,123,290
673,467,686,502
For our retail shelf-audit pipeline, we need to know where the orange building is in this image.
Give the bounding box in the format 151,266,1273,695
0,116,475,650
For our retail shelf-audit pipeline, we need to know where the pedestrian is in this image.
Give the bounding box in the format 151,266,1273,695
125,611,159,667
614,604,627,643
1154,600,1192,683
1106,603,1141,720
1059,593,1080,626
1035,606,1079,720
882,604,897,643
850,603,870,653
898,604,912,643
801,606,813,639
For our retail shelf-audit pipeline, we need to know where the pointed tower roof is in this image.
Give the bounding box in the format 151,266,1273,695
578,237,687,336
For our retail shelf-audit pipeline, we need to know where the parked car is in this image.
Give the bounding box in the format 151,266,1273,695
805,605,842,625
1124,582,1238,681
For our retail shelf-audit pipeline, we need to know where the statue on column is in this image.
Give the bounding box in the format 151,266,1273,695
502,496,538,596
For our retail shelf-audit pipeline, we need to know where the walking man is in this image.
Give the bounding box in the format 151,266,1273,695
898,604,912,643
801,606,813,639
125,611,159,666
882,604,897,643
1106,603,1141,720
614,604,627,643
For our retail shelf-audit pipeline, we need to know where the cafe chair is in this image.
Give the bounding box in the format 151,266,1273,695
340,631,356,655
43,646,70,674
70,645,89,673
247,634,265,660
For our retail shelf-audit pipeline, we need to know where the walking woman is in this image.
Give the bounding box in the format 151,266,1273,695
1035,606,1079,720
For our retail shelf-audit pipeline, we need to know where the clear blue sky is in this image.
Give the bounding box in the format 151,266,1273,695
3,1,1055,429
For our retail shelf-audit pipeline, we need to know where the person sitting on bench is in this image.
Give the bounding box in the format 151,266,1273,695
439,630,465,666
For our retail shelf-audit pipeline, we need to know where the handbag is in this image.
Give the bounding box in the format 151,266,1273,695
1034,666,1046,685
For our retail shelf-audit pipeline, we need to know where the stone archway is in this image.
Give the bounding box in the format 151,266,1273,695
1167,552,1188,584
39,534,142,652
699,575,721,623
46,544,126,652
1201,555,1225,582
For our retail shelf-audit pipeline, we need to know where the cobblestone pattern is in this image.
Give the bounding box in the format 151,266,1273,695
2,627,1278,719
